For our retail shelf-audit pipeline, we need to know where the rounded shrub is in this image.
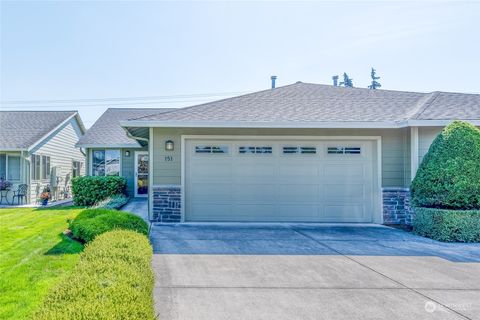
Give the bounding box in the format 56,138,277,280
71,176,127,206
32,230,154,320
411,121,480,210
70,208,149,243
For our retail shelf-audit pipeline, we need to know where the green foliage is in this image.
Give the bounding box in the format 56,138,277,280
339,72,353,87
0,207,84,320
368,67,381,89
413,207,480,242
411,121,480,209
32,230,155,320
69,208,148,243
71,176,127,206
93,194,129,210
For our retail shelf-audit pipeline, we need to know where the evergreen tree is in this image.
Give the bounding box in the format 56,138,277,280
339,72,353,87
368,67,381,89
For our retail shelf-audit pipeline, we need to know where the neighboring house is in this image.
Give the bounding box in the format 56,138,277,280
0,111,86,204
115,82,479,225
76,108,175,197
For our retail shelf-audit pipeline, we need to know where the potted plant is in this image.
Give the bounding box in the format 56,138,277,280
40,187,51,206
0,178,12,191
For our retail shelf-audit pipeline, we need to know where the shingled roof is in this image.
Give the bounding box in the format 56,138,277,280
76,108,176,147
124,82,480,127
0,111,83,150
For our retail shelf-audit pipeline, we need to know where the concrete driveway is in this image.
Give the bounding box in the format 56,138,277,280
150,224,480,320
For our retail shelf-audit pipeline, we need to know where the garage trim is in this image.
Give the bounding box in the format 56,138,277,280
180,135,383,223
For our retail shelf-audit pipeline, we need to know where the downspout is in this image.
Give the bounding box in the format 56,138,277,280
23,151,31,203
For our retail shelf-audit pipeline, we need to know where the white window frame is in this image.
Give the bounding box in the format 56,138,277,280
89,149,122,177
0,154,21,181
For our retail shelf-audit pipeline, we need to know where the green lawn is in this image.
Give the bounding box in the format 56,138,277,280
0,207,84,320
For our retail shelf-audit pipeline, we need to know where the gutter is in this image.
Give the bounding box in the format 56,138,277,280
119,119,480,129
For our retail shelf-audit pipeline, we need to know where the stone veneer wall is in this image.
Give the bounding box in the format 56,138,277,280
152,185,181,222
382,187,414,225
152,185,415,225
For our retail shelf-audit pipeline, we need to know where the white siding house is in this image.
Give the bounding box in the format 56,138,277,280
0,111,86,205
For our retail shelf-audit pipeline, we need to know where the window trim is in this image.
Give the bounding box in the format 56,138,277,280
327,146,362,155
282,146,317,155
194,145,230,154
238,146,273,155
0,154,21,181
41,155,51,180
89,149,122,177
31,154,42,181
72,160,83,178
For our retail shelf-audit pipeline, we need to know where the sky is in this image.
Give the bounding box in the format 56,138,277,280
1,1,479,128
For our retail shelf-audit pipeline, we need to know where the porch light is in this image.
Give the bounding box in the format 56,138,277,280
165,140,174,151
124,150,130,157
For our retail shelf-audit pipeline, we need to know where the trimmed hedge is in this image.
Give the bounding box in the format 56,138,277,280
411,121,480,210
71,176,127,207
93,194,129,210
32,230,155,320
413,207,480,242
70,208,148,243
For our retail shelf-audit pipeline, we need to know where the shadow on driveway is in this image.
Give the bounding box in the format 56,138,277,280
150,224,480,262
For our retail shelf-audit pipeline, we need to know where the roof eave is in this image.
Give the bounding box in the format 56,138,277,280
75,143,143,149
120,119,480,129
120,120,402,129
0,148,28,152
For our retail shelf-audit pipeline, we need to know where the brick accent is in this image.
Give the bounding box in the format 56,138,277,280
382,187,414,225
152,185,181,222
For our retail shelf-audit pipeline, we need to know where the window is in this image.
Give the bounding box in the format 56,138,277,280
32,155,41,180
239,146,272,154
41,156,51,180
0,154,21,181
92,149,120,176
282,146,317,154
0,155,5,179
72,161,82,178
8,156,20,180
31,154,51,180
195,146,229,154
327,147,361,155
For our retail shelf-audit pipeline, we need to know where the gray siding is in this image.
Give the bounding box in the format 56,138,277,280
152,127,410,188
418,127,443,165
29,119,85,203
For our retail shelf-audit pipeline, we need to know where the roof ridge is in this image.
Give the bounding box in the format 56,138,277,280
407,92,441,120
128,82,304,121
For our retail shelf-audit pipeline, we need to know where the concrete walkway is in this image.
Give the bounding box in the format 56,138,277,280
151,223,480,320
121,197,148,222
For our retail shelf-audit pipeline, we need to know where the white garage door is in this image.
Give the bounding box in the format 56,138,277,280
185,139,376,222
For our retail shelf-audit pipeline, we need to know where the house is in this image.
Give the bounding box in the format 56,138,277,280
0,111,86,204
76,108,175,197
84,82,479,225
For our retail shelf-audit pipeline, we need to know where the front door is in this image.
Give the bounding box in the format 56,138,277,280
134,151,149,197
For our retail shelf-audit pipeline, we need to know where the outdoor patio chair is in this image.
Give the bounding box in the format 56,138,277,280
12,184,28,205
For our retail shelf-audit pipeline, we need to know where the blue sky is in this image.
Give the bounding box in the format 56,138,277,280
1,1,479,127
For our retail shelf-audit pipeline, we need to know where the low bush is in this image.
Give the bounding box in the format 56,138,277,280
71,176,127,207
413,207,480,242
93,194,129,210
32,230,155,320
70,208,148,243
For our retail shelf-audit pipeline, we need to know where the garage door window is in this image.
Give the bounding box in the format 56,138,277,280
239,146,272,154
195,146,229,154
282,146,317,154
327,147,361,154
